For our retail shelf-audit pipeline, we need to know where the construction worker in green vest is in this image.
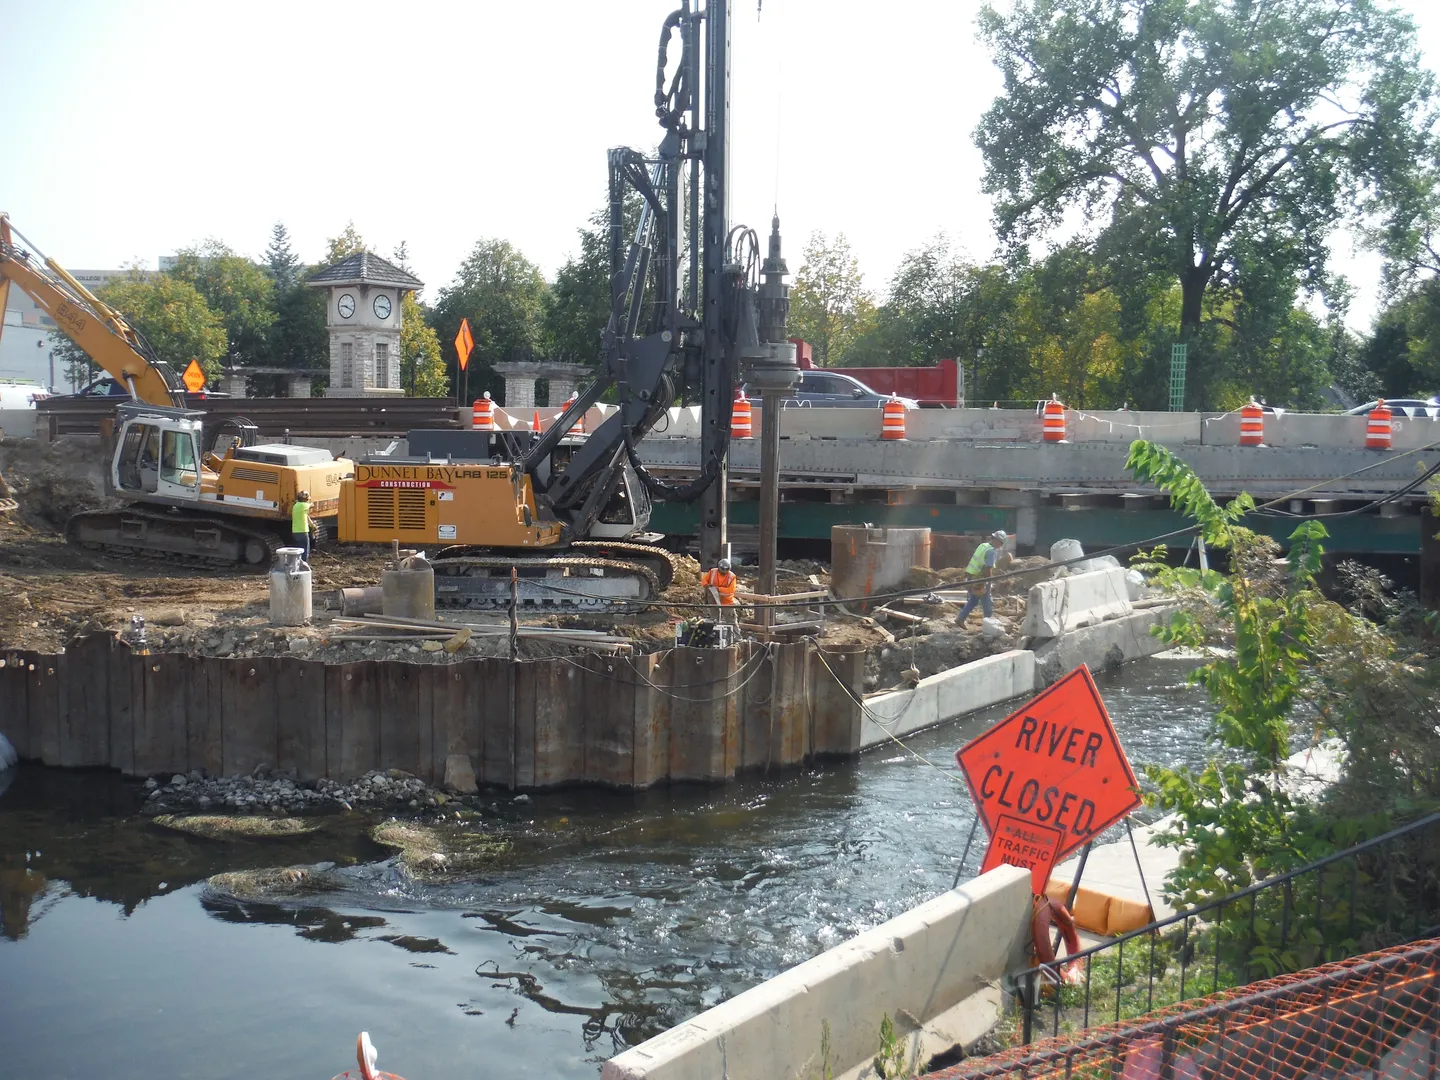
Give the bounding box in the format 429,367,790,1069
955,530,1010,626
291,490,312,564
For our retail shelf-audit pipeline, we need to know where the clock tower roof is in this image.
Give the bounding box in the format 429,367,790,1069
306,251,423,291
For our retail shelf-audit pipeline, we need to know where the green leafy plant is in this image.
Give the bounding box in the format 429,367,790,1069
1125,440,1440,975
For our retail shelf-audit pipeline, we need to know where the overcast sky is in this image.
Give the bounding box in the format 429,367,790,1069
3,0,1439,333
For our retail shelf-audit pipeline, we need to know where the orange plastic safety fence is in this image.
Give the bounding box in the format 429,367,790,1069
929,937,1440,1080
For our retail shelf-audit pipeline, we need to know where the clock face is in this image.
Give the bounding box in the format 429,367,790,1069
337,293,356,319
373,294,392,320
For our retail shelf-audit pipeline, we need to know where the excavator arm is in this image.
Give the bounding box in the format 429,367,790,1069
0,214,183,407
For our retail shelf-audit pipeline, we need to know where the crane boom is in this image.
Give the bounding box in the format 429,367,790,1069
0,214,182,406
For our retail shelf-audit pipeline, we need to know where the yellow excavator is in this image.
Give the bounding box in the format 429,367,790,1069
0,213,351,565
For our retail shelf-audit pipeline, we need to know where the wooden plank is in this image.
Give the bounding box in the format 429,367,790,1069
511,661,537,789
630,651,670,789
773,641,810,768
378,663,423,779
108,645,137,775
530,660,582,788
0,650,31,761
583,653,636,788
221,658,279,777
60,635,111,767
28,653,61,767
738,641,774,773
478,658,514,789
137,654,187,776
331,662,379,780
190,658,224,777
810,644,865,756
275,658,326,781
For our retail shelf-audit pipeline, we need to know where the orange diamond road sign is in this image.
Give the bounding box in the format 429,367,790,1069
182,359,206,394
980,816,1064,892
956,664,1140,884
455,318,474,371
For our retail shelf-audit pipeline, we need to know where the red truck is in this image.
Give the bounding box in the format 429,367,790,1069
790,339,963,407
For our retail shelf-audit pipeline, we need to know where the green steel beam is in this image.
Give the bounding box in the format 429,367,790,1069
648,500,1421,555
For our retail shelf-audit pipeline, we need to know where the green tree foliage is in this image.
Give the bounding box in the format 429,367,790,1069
1359,283,1440,397
976,0,1436,395
543,205,613,367
400,292,447,397
1127,441,1439,971
51,270,228,381
324,222,369,266
431,238,549,405
265,222,300,291
168,240,276,368
790,231,876,367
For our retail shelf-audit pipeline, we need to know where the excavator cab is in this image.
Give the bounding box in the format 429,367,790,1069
112,405,204,504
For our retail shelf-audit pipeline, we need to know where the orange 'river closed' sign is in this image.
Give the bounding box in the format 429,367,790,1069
956,664,1140,882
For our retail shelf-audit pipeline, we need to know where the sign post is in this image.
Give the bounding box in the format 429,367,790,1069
454,318,474,406
956,664,1140,893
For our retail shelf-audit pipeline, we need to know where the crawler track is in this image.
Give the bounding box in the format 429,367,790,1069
66,507,282,568
431,551,660,612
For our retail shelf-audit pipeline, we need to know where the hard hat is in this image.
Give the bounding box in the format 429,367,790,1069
991,530,1007,545
298,490,310,501
718,557,732,570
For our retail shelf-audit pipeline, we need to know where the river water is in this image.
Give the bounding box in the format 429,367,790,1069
0,656,1210,1080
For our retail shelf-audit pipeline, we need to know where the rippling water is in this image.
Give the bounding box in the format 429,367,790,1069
0,656,1211,1079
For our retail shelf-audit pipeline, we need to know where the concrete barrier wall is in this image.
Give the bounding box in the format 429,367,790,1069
601,865,1033,1080
0,408,38,439
860,650,1034,747
1021,567,1133,638
1032,607,1172,688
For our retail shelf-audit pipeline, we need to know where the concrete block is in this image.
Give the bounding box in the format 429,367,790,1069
1022,567,1132,638
859,651,1033,747
0,408,37,439
1032,607,1172,687
600,866,1033,1080
443,753,478,794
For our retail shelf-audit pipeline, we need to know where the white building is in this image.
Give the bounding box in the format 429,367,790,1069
305,252,422,397
1,266,160,391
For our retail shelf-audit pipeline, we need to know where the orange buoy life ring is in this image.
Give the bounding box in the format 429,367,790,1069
1032,895,1083,984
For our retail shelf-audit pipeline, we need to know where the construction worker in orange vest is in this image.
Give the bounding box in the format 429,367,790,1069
700,558,738,624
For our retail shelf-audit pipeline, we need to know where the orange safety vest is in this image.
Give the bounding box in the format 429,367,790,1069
700,568,737,605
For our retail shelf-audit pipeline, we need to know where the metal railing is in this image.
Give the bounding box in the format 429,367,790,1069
935,937,1440,1080
1017,810,1440,1044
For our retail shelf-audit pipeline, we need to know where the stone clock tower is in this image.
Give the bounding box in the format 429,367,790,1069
306,252,423,397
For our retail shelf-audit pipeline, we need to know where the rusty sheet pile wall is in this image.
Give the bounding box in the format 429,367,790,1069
0,636,864,788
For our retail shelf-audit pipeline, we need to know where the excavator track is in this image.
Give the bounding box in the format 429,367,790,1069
66,507,282,569
431,552,660,612
567,540,677,592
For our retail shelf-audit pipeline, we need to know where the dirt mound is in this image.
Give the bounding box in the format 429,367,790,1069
0,438,113,531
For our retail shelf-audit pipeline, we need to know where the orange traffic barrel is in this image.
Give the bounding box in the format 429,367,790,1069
566,391,585,436
1042,396,1066,442
1366,400,1392,450
732,390,753,439
881,394,907,440
1240,399,1264,446
472,392,494,431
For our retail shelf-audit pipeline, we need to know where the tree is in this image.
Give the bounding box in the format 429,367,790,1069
430,238,549,405
265,223,300,291
790,231,876,367
872,235,980,368
168,240,276,368
51,270,227,381
543,206,613,367
400,292,447,397
392,241,412,274
323,222,369,266
976,0,1437,364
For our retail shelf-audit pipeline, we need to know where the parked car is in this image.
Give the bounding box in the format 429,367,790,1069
64,376,227,400
741,370,920,409
1345,397,1439,418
